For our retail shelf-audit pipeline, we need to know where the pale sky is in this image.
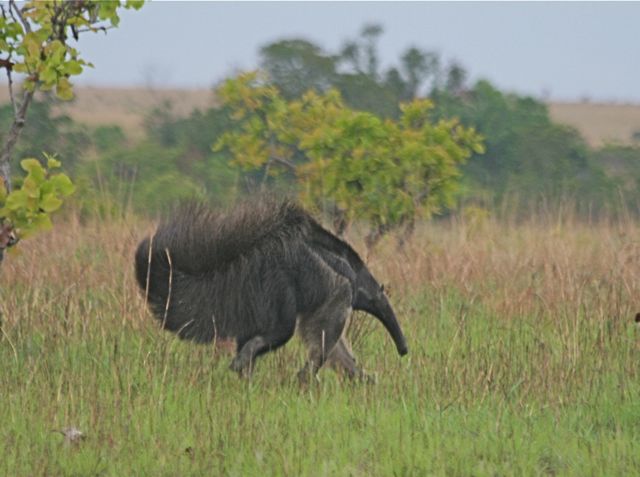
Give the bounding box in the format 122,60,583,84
75,1,640,103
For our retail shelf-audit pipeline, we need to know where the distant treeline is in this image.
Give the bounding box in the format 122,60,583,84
1,24,639,221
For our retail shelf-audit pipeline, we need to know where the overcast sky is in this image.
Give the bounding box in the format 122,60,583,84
75,1,640,103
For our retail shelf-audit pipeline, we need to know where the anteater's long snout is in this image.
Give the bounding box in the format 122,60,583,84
378,296,408,357
388,320,408,356
396,338,409,356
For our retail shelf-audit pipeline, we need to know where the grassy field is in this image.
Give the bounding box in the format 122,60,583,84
1,212,639,476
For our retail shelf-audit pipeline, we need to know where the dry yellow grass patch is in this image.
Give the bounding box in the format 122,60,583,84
0,86,214,141
549,102,640,146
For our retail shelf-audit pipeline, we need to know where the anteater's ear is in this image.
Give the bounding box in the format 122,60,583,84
381,284,385,292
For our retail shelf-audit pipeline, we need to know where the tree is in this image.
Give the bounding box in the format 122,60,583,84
339,23,384,80
431,80,614,216
400,47,439,100
260,26,444,120
589,144,640,217
444,61,468,97
259,39,337,100
215,72,484,248
0,0,144,264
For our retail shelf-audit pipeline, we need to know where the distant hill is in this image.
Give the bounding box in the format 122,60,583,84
0,86,215,141
1,86,639,146
549,102,640,147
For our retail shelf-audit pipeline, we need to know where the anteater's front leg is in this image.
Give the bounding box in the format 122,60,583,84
297,279,352,382
327,337,376,383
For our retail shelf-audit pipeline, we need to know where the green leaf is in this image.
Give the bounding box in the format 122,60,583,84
30,213,53,231
39,67,58,86
32,168,47,184
5,190,28,211
12,63,28,74
126,0,145,10
22,32,41,58
47,40,66,65
22,177,40,198
63,60,83,76
40,193,63,213
46,156,62,169
56,77,74,101
20,158,43,173
49,174,75,196
21,159,46,183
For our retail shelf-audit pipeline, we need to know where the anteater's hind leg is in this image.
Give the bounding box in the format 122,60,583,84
327,337,376,383
297,280,352,382
230,325,296,377
229,289,297,377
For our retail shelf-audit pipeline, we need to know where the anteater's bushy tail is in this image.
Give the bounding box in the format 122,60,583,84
134,199,310,342
135,234,215,341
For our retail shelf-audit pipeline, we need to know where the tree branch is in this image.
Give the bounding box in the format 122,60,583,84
0,2,39,193
269,155,296,171
74,25,115,35
5,61,18,118
0,88,35,193
9,0,31,34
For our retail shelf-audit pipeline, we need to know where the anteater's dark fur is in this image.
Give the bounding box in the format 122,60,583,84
134,198,407,379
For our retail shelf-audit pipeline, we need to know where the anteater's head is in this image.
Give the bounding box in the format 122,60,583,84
354,266,408,356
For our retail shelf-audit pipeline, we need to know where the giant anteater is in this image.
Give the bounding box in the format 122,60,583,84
134,199,408,380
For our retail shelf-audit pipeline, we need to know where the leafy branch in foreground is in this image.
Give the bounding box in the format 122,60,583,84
0,155,74,262
0,0,144,265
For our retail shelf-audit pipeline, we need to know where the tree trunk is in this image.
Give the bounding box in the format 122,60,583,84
0,88,34,193
364,223,391,251
0,88,34,270
331,206,348,237
395,218,415,252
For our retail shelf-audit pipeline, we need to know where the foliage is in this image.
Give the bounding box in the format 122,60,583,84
84,142,200,214
0,155,74,238
260,39,337,100
260,24,451,119
0,21,632,225
256,24,635,218
431,80,620,215
0,0,144,259
215,72,484,241
0,0,143,99
92,125,126,153
74,98,241,216
590,144,640,214
85,140,239,215
297,96,484,236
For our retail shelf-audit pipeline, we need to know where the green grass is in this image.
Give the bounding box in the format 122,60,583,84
1,217,639,475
